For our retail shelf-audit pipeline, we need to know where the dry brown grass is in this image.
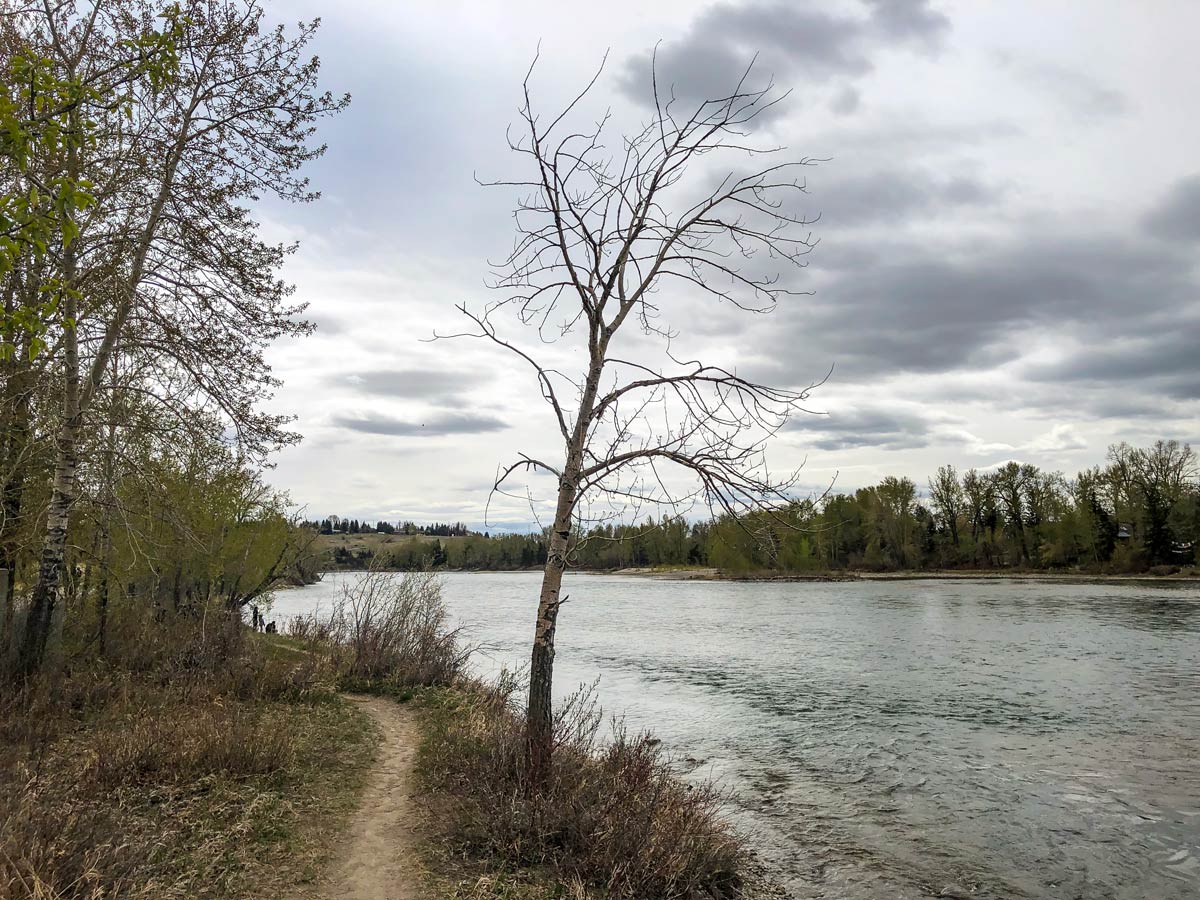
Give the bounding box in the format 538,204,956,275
84,702,296,786
0,607,376,900
415,677,744,900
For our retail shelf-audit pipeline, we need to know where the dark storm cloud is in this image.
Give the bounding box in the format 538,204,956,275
617,0,948,111
765,233,1198,380
328,369,485,399
786,404,944,450
1084,393,1197,422
331,411,509,436
1025,321,1200,401
815,169,998,226
1144,175,1200,243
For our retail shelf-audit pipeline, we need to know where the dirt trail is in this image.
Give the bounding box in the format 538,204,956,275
299,695,425,900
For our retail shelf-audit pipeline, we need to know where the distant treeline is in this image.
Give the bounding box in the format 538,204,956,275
308,518,473,537
323,440,1198,575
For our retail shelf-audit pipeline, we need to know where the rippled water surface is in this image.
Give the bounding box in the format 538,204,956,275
275,573,1200,900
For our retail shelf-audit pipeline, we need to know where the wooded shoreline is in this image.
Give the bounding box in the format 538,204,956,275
607,566,1200,585
303,565,1200,586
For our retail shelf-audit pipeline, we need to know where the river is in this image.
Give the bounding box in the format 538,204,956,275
272,572,1200,900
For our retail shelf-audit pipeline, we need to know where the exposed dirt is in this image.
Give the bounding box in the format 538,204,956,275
294,695,425,900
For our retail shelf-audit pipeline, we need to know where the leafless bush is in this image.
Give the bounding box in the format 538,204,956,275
287,611,338,644
99,601,247,680
419,678,743,899
314,571,472,689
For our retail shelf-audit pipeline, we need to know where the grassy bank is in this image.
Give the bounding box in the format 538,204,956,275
0,626,377,900
4,570,774,900
284,570,769,900
409,682,746,900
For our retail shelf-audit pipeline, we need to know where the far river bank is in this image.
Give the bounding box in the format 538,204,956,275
608,565,1200,585
314,564,1200,587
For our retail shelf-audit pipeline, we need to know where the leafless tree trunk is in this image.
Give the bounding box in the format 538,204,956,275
447,56,823,785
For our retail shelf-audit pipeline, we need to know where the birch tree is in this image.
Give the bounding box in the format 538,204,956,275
452,59,821,783
13,0,345,674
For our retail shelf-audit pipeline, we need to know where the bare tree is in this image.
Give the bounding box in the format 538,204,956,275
447,57,822,784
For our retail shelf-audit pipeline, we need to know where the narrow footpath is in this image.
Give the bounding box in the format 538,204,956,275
297,695,424,900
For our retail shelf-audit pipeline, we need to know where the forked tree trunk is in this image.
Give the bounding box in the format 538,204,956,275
19,301,80,672
17,93,190,676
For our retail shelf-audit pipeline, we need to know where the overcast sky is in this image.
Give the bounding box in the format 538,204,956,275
257,0,1200,529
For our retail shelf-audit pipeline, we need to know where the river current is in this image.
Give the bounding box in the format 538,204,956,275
274,572,1200,900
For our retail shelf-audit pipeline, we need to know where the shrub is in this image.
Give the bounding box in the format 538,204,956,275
1148,564,1181,577
301,571,471,690
418,678,743,899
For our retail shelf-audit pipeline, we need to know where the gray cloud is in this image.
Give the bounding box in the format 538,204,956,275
764,232,1197,381
1025,320,1200,402
617,0,948,112
863,0,950,45
813,117,1024,158
996,54,1128,120
829,86,861,116
330,369,485,400
815,168,999,226
1144,174,1200,243
310,313,348,336
786,404,947,451
331,411,509,436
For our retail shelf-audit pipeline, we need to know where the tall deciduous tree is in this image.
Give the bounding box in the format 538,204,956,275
451,59,821,783
929,463,963,554
1108,440,1196,564
12,0,346,674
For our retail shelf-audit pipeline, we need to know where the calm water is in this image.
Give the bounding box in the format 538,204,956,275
274,573,1200,900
